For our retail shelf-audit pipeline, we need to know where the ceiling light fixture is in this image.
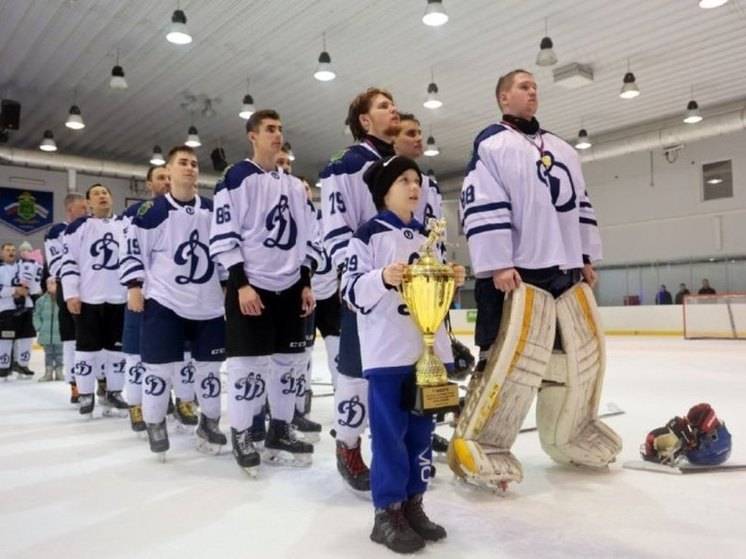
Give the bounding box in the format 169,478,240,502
422,0,449,27
65,95,85,131
185,125,201,148
314,33,335,82
619,59,640,99
166,5,192,45
284,142,296,161
574,128,592,150
707,177,723,184
683,87,703,124
39,130,57,152
698,0,728,8
424,135,440,157
536,19,558,67
239,78,255,120
150,145,166,165
110,50,127,89
423,69,443,110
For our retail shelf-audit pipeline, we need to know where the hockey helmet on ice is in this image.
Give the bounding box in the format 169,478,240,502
641,416,693,464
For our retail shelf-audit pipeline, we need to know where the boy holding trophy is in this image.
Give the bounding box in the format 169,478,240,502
342,155,465,554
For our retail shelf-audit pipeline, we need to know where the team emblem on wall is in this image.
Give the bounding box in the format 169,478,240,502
0,187,53,234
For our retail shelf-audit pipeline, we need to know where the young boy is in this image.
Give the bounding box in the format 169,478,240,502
210,110,317,473
121,146,227,459
342,156,464,553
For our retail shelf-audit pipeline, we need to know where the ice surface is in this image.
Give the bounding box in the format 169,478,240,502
1,336,744,558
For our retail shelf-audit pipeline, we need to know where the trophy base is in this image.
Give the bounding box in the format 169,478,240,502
412,382,461,416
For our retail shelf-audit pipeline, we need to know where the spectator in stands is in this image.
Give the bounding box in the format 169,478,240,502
698,279,716,295
674,283,690,304
655,285,673,305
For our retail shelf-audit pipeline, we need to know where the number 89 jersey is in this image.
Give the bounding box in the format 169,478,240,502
120,193,225,321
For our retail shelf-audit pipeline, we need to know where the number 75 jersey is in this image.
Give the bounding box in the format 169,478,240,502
120,193,225,321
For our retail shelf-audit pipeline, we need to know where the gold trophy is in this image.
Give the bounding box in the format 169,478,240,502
399,218,461,415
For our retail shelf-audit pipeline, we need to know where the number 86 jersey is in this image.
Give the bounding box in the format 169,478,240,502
120,193,225,320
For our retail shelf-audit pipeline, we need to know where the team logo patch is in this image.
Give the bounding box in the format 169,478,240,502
263,194,297,250
337,395,365,428
174,229,214,285
200,372,221,399
90,232,120,270
234,372,265,401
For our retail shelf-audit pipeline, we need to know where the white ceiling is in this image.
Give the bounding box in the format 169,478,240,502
1,0,745,187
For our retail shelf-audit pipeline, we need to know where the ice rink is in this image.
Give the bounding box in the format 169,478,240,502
1,335,744,559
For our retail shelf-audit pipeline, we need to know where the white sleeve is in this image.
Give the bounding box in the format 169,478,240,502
342,237,388,314
44,235,64,278
321,172,355,273
209,182,244,271
577,176,603,263
119,217,148,285
462,143,514,275
60,226,82,301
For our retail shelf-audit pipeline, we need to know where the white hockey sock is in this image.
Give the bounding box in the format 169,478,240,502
95,357,105,380
14,338,33,366
124,353,145,406
175,356,196,401
62,341,75,383
142,363,174,424
73,351,99,395
104,350,126,392
0,339,13,370
226,356,269,431
334,374,369,447
269,353,306,423
324,335,340,389
193,361,222,420
295,348,313,414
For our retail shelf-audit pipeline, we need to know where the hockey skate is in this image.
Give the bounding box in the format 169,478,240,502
249,411,267,449
146,419,169,462
78,394,95,417
265,419,313,467
336,438,370,492
370,504,425,554
174,398,199,432
432,433,449,459
0,367,10,380
102,391,128,418
291,410,321,443
231,427,261,477
195,414,227,455
128,405,146,435
13,362,34,379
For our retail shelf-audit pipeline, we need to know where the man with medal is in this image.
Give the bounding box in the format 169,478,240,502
451,69,622,489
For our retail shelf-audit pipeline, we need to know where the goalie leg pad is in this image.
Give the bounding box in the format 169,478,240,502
449,284,555,486
536,282,622,468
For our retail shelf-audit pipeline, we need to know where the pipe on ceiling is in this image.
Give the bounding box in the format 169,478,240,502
0,147,220,187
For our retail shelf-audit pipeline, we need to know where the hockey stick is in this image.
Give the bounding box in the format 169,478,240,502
623,461,746,475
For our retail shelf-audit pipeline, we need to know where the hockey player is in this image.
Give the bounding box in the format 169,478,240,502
343,156,465,553
0,243,41,379
319,87,400,492
210,109,316,473
44,193,88,399
121,145,227,459
60,184,128,417
451,69,622,488
119,164,176,434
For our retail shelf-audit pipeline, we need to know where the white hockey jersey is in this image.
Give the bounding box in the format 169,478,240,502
120,194,224,321
44,222,68,279
310,205,338,301
342,211,453,376
461,123,602,278
210,160,316,292
0,260,42,312
320,142,445,273
60,216,127,304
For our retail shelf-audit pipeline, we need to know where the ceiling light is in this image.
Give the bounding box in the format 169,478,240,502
619,71,640,99
284,143,296,161
707,177,723,185
423,82,443,110
683,100,703,124
39,130,57,152
150,145,165,165
422,0,449,27
110,64,127,89
314,180,322,188
424,135,440,157
314,33,335,82
65,105,85,130
699,0,728,7
536,19,557,67
185,125,201,147
239,93,255,120
166,9,192,45
574,128,592,150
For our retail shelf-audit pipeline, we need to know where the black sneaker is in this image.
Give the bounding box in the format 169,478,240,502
402,494,446,541
370,504,425,554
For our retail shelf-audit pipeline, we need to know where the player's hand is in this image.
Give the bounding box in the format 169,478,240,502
13,286,28,298
300,287,315,318
67,297,82,315
128,287,144,313
582,263,598,288
452,265,466,287
383,261,407,287
492,267,521,293
238,285,264,316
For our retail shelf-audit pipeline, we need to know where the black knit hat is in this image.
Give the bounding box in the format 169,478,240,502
363,155,422,210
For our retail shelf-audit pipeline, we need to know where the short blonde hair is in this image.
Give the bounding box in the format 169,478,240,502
495,69,532,111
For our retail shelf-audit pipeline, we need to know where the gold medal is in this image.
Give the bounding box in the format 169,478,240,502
541,153,553,169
